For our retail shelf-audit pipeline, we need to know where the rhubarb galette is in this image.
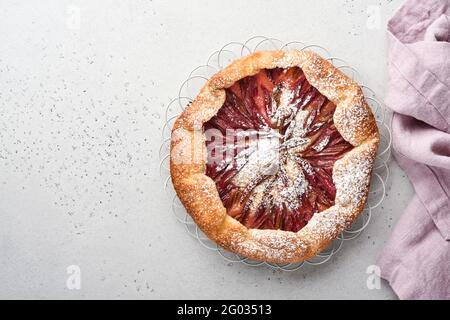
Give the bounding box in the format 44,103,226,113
170,50,379,263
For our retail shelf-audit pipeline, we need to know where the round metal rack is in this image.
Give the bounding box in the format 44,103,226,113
159,36,391,271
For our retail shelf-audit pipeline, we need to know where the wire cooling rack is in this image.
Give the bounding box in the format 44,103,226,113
159,36,391,271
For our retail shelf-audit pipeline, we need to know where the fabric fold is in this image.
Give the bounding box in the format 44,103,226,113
378,195,450,299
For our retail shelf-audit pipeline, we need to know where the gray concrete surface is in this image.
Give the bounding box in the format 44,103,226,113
0,0,413,299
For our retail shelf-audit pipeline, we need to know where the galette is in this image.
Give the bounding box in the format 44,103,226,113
170,50,379,263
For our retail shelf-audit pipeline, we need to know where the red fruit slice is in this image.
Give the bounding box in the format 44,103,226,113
204,66,354,232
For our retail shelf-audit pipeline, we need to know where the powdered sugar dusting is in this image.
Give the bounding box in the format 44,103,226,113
231,88,313,212
230,229,307,260
335,103,371,145
313,136,330,152
334,148,374,207
303,205,348,240
233,134,280,186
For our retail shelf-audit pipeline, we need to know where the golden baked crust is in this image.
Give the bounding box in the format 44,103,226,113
170,50,379,263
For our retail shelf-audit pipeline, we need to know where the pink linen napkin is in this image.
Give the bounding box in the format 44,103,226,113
376,0,450,300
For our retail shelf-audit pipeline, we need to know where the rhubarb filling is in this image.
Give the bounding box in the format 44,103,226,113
204,67,354,232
